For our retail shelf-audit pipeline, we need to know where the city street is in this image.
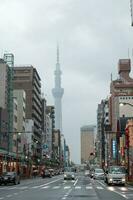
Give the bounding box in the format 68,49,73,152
0,173,133,200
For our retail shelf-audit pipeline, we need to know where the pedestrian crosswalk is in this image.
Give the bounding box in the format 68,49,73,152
39,185,103,190
0,185,133,193
0,185,101,190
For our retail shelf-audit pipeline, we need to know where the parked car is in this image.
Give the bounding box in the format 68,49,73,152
93,168,104,180
2,172,20,185
49,168,55,176
0,175,3,185
41,169,52,178
105,166,126,186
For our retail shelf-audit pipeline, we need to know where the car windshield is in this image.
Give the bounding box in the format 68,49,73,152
5,172,15,176
64,167,75,172
95,169,104,173
109,167,126,174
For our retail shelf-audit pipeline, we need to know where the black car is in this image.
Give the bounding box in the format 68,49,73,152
2,172,20,185
0,175,3,185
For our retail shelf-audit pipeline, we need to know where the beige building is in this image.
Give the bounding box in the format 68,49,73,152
80,125,95,164
13,66,42,152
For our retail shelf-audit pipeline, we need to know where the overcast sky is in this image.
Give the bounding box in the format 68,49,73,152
0,0,133,163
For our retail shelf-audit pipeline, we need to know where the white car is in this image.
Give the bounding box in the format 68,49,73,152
93,168,104,180
64,171,75,180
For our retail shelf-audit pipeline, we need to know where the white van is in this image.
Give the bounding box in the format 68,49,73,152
105,166,126,186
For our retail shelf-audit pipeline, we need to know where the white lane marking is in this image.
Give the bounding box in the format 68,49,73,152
113,191,128,199
6,195,12,197
7,187,17,190
41,186,50,189
96,186,104,190
86,186,93,189
96,180,128,199
34,177,63,189
62,188,72,200
64,186,71,189
53,186,61,189
96,180,106,187
19,186,28,190
75,186,81,189
107,186,128,199
13,193,18,195
73,179,78,186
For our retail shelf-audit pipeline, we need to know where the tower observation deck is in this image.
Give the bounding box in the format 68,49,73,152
52,46,64,132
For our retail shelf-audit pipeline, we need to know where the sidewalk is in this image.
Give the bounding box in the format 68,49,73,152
127,181,133,186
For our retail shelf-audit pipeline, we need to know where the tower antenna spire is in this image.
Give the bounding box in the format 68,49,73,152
57,43,59,64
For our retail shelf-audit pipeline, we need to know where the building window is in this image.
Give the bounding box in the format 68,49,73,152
14,116,17,123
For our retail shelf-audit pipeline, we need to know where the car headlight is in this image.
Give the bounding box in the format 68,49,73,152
109,178,113,182
122,178,125,182
64,174,67,177
72,175,74,177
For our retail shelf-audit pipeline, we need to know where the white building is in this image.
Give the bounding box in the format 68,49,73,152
13,90,26,154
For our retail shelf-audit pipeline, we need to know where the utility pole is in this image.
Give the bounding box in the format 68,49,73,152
130,0,133,26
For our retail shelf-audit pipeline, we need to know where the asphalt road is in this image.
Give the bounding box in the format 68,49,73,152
0,174,133,200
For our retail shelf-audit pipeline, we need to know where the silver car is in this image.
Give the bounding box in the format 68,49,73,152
93,168,104,180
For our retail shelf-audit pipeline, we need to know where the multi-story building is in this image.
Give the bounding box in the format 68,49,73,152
13,66,42,161
109,59,133,165
64,145,70,167
13,90,26,154
0,59,8,109
12,97,18,154
80,125,96,164
41,98,47,146
0,59,9,154
52,129,61,164
97,98,111,167
45,114,52,158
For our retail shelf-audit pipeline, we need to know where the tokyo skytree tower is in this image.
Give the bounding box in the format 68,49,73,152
52,46,64,132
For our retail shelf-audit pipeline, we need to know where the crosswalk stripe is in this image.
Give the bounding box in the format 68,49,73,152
64,186,71,189
96,186,103,190
53,186,61,189
86,186,93,189
42,186,50,189
75,186,81,189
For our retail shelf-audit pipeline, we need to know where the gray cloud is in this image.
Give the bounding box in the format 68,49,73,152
0,0,132,163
